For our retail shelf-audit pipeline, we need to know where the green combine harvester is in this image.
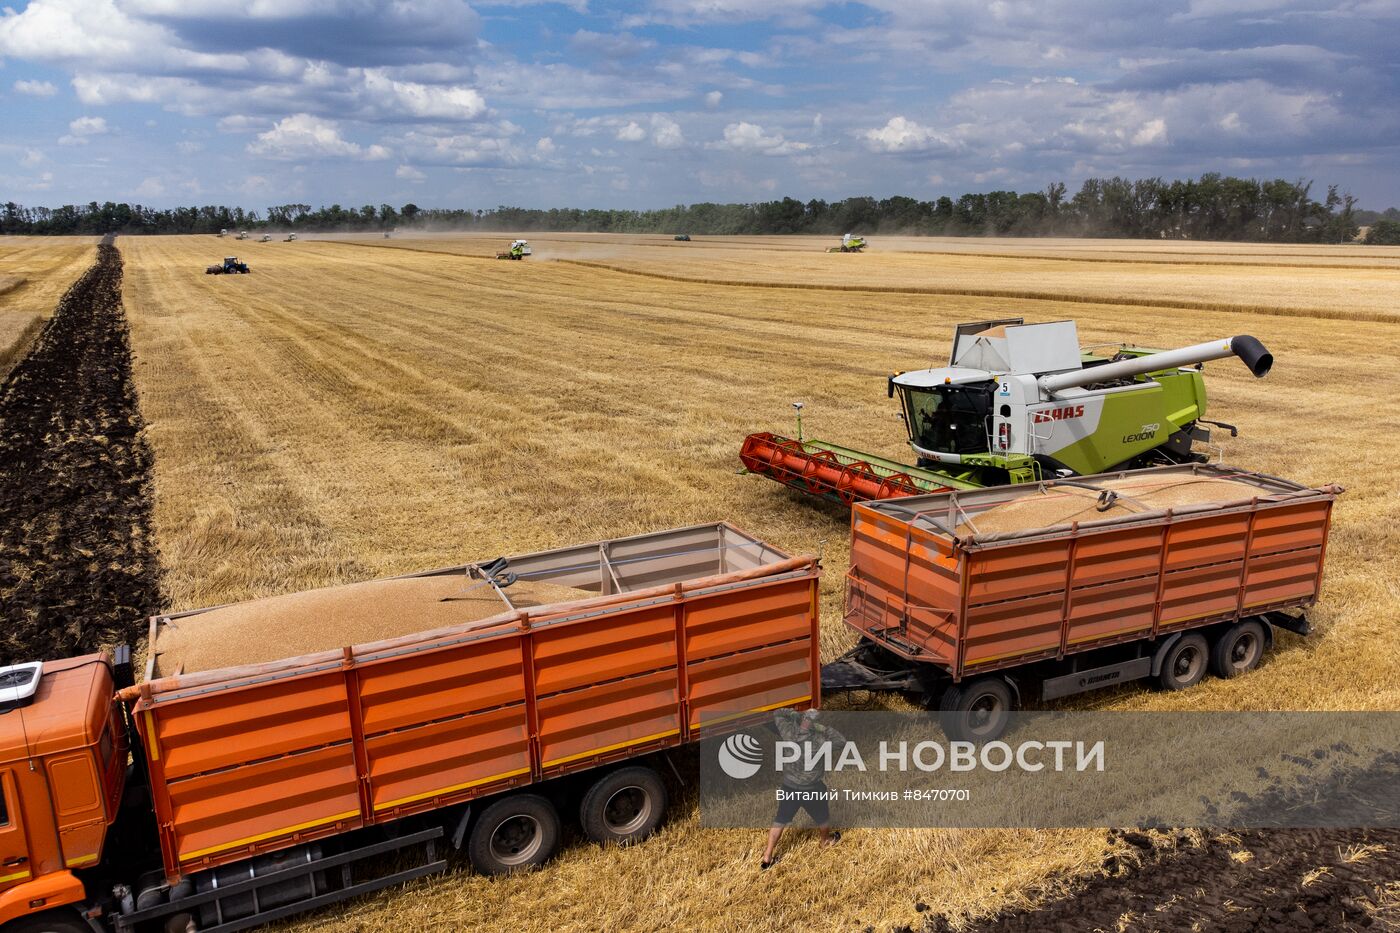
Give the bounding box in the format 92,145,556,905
740,318,1273,503
827,233,867,252
497,239,532,260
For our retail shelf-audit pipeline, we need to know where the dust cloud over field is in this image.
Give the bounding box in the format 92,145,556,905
112,233,1400,931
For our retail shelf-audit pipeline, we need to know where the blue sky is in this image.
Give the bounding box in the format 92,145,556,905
1,0,1397,210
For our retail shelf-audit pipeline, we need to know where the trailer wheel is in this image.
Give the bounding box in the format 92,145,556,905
1210,620,1265,678
579,765,668,846
938,676,1015,743
10,909,90,933
1157,632,1209,690
467,794,560,875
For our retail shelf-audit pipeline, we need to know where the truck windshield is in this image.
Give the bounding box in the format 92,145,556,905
899,383,993,455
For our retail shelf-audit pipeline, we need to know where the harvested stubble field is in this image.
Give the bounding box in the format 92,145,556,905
93,232,1400,930
0,236,98,378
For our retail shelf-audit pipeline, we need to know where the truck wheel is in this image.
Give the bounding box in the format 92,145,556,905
938,676,1014,743
579,765,667,846
1157,633,1209,690
10,909,90,933
1210,620,1265,678
467,794,560,875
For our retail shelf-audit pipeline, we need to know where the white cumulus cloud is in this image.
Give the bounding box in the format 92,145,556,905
651,114,684,149
859,115,959,154
1132,118,1167,146
247,113,390,160
712,121,809,156
616,121,647,142
14,79,58,97
58,115,108,145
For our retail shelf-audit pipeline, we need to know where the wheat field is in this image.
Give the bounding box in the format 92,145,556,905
109,233,1400,931
0,236,98,377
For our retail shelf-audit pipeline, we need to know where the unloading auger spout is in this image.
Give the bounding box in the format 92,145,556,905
1040,335,1273,394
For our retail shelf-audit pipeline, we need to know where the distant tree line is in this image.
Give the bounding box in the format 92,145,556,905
1,174,1384,242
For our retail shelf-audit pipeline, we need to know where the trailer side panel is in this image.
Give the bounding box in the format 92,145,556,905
135,558,819,882
845,466,1338,681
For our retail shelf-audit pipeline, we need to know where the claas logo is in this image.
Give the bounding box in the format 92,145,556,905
1032,405,1085,424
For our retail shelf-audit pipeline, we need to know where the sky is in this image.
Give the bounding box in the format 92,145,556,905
0,0,1397,210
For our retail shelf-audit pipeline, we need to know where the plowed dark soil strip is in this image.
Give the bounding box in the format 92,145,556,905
0,240,162,664
949,828,1400,933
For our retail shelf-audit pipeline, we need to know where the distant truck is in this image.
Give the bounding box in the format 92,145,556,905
823,464,1340,741
0,524,818,932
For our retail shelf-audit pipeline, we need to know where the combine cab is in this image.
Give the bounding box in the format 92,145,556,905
259,234,272,242
742,318,1272,505
236,231,249,240
827,233,867,253
496,239,532,260
205,256,250,275
285,233,298,242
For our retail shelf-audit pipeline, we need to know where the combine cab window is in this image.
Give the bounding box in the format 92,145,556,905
0,780,8,826
900,384,994,456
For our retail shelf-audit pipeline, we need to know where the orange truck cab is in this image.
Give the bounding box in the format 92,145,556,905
0,654,126,930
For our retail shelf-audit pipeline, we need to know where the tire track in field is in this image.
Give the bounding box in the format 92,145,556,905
319,235,1400,268
124,240,377,609
555,260,1400,325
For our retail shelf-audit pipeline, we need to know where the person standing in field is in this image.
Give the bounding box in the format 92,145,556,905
760,708,845,869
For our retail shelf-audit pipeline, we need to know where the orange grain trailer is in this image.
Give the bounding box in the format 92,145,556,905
822,465,1340,741
0,523,819,933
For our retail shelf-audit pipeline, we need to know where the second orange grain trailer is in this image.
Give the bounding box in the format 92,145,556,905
824,464,1340,740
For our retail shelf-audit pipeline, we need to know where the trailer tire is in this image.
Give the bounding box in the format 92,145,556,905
1210,620,1265,678
938,676,1015,743
1156,632,1209,690
10,909,91,933
467,794,560,876
579,765,667,846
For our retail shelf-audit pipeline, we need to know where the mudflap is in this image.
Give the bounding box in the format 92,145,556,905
1263,610,1312,636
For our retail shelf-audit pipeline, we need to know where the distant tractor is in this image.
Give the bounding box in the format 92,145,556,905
218,228,228,237
496,239,532,260
236,230,249,240
674,234,691,241
260,234,272,242
205,256,250,275
285,233,298,242
827,233,867,253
